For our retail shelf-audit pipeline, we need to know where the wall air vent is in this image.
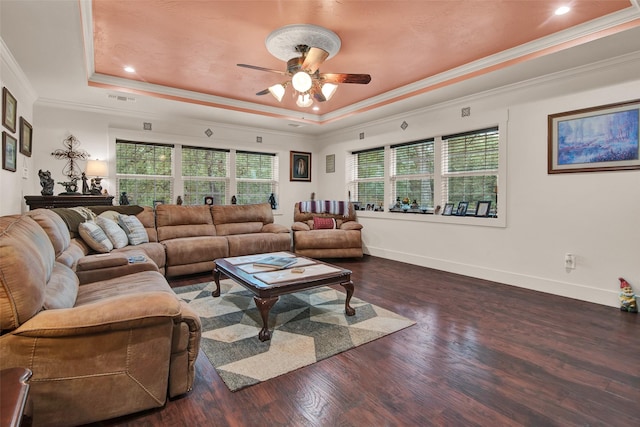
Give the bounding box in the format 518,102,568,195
288,123,304,128
107,94,136,102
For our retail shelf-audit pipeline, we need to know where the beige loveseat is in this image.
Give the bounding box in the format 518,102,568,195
291,201,364,258
0,213,201,427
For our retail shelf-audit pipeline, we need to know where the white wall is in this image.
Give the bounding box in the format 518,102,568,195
316,53,640,308
0,39,37,215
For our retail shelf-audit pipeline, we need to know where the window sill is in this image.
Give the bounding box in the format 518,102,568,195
355,209,505,228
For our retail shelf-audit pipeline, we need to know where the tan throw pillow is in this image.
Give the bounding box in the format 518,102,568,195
96,216,129,249
118,214,149,245
79,221,113,253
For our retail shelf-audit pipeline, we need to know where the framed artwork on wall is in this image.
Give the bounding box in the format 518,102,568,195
2,131,17,172
19,117,32,157
2,87,17,133
326,154,335,173
290,151,311,182
548,99,640,174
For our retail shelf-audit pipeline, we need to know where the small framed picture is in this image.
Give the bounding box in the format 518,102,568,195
2,87,17,133
19,117,32,157
443,203,454,216
456,201,469,216
204,196,214,205
2,131,17,172
290,151,311,182
475,201,492,217
326,154,335,173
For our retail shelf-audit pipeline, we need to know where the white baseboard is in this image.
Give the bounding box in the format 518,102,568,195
365,246,619,308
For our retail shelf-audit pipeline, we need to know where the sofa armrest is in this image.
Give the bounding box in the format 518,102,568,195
340,221,363,230
12,292,182,338
76,253,129,271
261,223,290,234
292,221,311,231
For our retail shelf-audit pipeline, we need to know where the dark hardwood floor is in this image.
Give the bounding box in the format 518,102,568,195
90,255,639,426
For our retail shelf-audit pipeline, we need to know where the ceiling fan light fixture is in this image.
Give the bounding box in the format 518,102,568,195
296,93,313,108
268,84,286,102
321,83,338,101
291,71,313,93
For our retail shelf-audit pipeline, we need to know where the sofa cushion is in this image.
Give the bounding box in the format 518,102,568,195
26,209,72,258
97,216,129,249
45,262,79,309
0,215,54,330
156,205,216,241
118,214,150,245
313,216,336,230
79,221,113,253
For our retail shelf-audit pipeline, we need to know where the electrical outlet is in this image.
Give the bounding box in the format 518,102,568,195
564,253,576,269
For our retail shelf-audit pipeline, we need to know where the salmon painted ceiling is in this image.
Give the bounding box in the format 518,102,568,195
89,0,635,123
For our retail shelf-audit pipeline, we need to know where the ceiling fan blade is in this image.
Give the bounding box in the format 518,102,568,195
237,64,288,76
313,91,327,102
256,88,270,96
321,73,372,84
301,47,329,74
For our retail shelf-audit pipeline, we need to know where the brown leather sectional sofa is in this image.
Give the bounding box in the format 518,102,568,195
0,202,290,426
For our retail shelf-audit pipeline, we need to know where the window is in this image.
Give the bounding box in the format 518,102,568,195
235,150,278,205
116,140,173,206
348,147,385,207
391,139,435,208
442,127,498,213
182,145,229,205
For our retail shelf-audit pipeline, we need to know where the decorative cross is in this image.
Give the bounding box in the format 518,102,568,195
51,135,90,179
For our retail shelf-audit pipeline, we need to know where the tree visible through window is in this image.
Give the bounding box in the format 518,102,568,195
442,127,498,212
116,140,173,206
348,148,385,208
235,151,278,205
182,146,229,205
391,139,434,208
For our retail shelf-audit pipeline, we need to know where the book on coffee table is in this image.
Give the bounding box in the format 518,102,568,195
253,256,297,270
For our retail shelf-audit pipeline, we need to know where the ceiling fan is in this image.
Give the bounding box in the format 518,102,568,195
237,25,371,108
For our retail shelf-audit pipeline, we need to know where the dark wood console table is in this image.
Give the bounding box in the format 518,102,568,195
24,195,114,210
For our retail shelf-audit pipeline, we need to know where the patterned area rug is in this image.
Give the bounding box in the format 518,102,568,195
175,280,416,391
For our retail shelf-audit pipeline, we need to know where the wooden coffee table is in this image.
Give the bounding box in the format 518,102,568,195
213,252,355,341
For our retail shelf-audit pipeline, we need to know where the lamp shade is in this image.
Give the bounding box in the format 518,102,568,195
268,84,286,102
86,159,108,177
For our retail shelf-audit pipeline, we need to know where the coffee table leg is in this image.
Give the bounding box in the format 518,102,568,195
212,267,221,297
254,296,279,341
340,281,356,316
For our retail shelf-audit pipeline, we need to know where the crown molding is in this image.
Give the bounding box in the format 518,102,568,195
0,37,38,103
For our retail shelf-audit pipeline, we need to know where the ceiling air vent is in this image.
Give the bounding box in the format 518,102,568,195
107,94,136,102
288,123,304,128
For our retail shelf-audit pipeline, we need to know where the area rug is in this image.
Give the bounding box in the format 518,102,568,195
175,280,415,391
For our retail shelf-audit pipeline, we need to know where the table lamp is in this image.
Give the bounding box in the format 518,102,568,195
85,159,108,194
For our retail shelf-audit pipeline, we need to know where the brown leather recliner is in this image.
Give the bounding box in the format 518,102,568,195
291,201,364,258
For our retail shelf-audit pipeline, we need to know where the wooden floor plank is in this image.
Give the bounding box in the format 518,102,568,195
85,255,640,427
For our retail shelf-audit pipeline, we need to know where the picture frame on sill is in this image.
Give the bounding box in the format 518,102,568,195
290,151,311,182
442,203,454,216
19,117,32,157
548,99,640,174
2,87,17,133
2,131,17,172
456,201,469,216
475,201,492,217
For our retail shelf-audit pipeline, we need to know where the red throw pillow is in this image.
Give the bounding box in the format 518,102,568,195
313,217,336,230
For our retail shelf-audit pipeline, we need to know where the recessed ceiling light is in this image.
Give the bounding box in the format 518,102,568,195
555,6,570,15
124,66,135,73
